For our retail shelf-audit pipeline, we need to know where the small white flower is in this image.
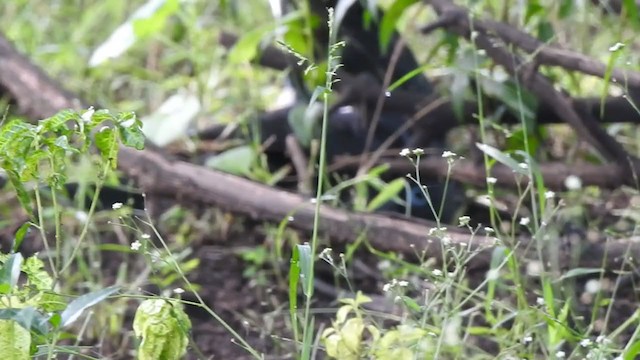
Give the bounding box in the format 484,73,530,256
609,42,625,52
484,227,494,233
564,175,582,190
458,216,471,226
141,233,151,239
412,148,424,156
75,211,88,223
519,217,530,226
383,283,392,292
120,117,136,128
526,261,543,277
432,269,443,277
173,287,185,294
486,269,499,281
536,297,545,306
523,335,533,343
81,107,95,123
585,279,601,293
596,335,607,344
487,177,497,184
555,350,566,358
288,216,295,222
580,338,592,347
397,280,409,287
442,150,457,158
545,191,555,199
519,162,529,170
112,202,123,210
399,148,411,157
428,227,447,236
377,260,391,270
320,248,333,265
130,240,142,251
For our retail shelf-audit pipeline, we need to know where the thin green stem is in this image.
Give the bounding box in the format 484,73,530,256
301,8,342,359
58,163,109,276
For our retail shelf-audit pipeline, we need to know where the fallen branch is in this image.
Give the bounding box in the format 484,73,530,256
424,0,640,183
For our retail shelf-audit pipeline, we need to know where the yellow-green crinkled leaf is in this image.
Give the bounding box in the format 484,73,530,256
134,299,191,360
0,319,30,360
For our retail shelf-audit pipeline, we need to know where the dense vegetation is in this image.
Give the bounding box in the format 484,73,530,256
1,0,640,359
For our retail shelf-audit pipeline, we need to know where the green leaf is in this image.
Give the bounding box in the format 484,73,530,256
624,339,640,360
288,103,320,148
60,286,120,327
0,307,51,335
366,178,405,212
0,253,23,294
296,243,313,297
228,25,274,64
308,86,326,108
141,92,199,147
205,146,257,176
22,256,53,292
555,268,604,281
601,43,625,117
94,127,119,169
132,0,180,38
133,299,191,360
117,112,146,150
5,171,32,218
624,0,640,29
11,223,31,253
0,316,30,359
476,143,528,176
333,0,358,31
379,0,416,54
289,244,301,340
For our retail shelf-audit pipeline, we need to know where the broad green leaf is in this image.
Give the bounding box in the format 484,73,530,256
624,0,640,29
141,91,200,147
366,178,405,212
289,243,301,340
296,243,313,297
89,0,179,66
94,127,119,169
205,146,257,176
11,223,31,253
0,253,23,294
0,307,51,335
133,299,191,360
132,0,180,38
60,286,120,327
601,43,625,117
624,339,640,360
228,25,274,64
117,112,146,150
288,103,321,147
555,268,604,281
0,317,30,359
379,0,416,54
476,143,528,176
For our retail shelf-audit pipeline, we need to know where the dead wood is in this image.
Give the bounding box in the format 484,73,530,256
332,155,625,191
424,0,640,184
